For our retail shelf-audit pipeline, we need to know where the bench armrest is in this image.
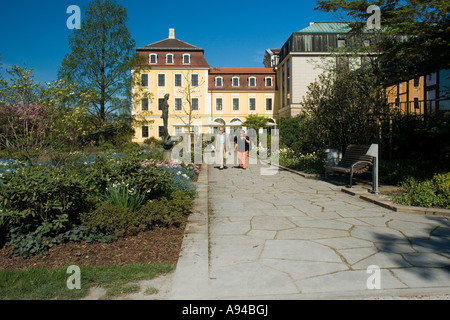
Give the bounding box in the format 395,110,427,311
351,161,373,170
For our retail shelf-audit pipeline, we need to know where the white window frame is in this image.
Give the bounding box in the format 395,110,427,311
191,73,199,87
174,97,182,111
166,53,174,64
248,76,256,87
191,98,199,111
232,77,240,87
141,98,149,111
183,53,191,64
232,98,240,111
141,125,149,138
157,73,165,87
158,98,165,111
174,73,182,87
215,97,223,111
215,77,223,87
265,76,273,87
174,127,182,135
158,126,164,138
265,98,273,111
249,97,256,111
141,73,149,87
149,54,157,64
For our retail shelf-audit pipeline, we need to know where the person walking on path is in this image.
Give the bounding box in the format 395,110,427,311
234,130,251,169
217,127,228,170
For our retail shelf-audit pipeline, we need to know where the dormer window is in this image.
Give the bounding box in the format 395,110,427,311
149,54,157,64
232,77,240,87
215,77,223,87
265,77,273,87
166,54,174,64
249,77,256,87
183,54,191,64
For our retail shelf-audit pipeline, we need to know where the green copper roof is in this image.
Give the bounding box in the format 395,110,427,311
298,22,351,33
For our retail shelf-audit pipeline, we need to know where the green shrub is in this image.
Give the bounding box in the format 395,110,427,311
3,224,114,258
394,172,450,209
276,148,326,174
0,165,96,233
81,192,193,237
0,150,198,257
135,191,193,228
379,159,442,186
80,203,140,238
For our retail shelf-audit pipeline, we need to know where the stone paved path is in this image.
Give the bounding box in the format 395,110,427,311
170,161,450,299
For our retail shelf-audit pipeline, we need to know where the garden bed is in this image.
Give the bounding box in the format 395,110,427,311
0,219,187,270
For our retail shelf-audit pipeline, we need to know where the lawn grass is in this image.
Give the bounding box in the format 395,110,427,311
0,263,173,300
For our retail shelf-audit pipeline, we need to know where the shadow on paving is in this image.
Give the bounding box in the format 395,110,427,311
374,216,450,280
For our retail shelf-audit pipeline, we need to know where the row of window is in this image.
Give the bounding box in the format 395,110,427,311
149,53,191,64
140,97,273,112
141,97,199,111
220,97,273,111
141,125,202,139
142,120,273,139
215,76,273,87
141,73,199,87
141,73,274,88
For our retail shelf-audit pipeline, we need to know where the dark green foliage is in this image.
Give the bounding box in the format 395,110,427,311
80,203,136,238
0,165,96,233
135,191,193,229
279,114,317,154
0,150,197,257
81,191,192,237
382,112,450,164
394,172,450,209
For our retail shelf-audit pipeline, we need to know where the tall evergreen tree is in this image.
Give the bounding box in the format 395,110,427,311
58,0,139,128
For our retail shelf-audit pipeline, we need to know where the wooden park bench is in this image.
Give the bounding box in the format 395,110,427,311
324,144,374,188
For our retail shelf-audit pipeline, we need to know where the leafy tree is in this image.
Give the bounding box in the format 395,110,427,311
242,114,270,132
0,65,94,163
300,67,379,152
58,0,142,129
279,114,309,152
315,0,450,82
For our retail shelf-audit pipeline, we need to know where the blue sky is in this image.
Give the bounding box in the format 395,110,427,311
0,0,333,84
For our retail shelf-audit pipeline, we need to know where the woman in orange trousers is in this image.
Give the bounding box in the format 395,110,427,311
234,130,251,169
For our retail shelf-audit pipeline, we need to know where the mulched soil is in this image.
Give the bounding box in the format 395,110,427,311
0,219,187,270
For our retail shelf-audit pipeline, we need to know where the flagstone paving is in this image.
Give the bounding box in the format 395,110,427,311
170,161,450,299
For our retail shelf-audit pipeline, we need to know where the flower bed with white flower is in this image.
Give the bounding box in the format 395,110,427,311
0,150,199,258
273,148,326,174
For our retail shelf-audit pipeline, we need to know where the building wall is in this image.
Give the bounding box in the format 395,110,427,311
209,91,277,125
132,68,209,143
208,68,278,126
277,54,332,117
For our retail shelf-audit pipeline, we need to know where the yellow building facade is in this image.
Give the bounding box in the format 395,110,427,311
208,68,278,130
132,29,278,143
387,73,441,116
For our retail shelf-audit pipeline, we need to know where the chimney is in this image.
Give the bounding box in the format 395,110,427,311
169,28,175,39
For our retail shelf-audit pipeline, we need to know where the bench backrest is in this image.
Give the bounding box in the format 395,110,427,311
338,144,373,170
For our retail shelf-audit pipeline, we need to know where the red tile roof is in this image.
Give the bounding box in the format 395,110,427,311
208,69,276,91
209,68,275,74
137,38,203,51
